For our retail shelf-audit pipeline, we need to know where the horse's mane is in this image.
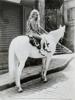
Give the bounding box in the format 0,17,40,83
47,25,65,44
48,26,65,36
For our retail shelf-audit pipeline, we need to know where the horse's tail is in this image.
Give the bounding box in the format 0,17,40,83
8,42,16,81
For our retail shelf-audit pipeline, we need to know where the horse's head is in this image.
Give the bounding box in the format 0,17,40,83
46,25,66,51
59,25,65,38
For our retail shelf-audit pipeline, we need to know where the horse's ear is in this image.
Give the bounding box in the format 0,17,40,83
59,25,62,28
63,25,66,30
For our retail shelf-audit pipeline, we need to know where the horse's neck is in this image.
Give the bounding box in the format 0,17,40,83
49,29,63,44
53,30,61,43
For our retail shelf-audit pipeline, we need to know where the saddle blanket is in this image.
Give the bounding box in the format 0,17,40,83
29,36,41,49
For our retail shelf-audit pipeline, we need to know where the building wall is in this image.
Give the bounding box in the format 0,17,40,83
38,0,45,28
23,6,34,34
64,0,75,52
0,2,23,69
0,0,45,70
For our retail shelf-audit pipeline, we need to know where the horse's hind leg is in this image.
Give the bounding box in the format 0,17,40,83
41,58,46,81
42,55,52,82
15,58,27,92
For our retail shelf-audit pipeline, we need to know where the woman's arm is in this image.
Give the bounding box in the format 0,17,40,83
39,26,48,34
33,33,42,39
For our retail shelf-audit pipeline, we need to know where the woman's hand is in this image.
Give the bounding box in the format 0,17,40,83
33,34,41,39
41,33,46,40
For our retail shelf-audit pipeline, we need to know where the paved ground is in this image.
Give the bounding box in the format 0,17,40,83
0,54,72,88
0,57,75,100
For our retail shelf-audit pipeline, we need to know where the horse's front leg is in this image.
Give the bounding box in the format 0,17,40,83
42,55,52,82
41,57,46,81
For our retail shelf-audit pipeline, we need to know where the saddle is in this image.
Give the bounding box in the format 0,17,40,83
28,36,51,53
29,36,41,49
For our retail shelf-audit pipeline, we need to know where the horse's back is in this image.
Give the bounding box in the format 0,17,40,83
9,36,30,59
12,35,29,43
10,36,29,48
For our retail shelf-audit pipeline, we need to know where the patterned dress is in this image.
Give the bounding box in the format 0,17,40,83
26,18,40,37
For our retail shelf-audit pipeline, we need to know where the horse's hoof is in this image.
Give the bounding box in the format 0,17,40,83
41,77,44,81
18,89,23,93
41,77,48,83
17,88,23,93
43,79,48,83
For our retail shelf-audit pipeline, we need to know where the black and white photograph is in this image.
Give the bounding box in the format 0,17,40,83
0,0,75,100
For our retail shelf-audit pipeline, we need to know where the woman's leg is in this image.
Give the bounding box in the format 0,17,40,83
40,39,44,51
44,40,47,49
39,39,46,56
40,38,49,56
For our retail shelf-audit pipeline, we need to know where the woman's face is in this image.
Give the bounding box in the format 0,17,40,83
32,12,38,21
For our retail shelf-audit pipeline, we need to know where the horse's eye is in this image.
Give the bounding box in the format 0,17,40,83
47,43,49,47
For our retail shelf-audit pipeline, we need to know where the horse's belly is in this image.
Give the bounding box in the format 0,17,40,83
29,46,44,58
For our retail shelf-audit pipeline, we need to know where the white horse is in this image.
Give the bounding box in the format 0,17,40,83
8,25,65,92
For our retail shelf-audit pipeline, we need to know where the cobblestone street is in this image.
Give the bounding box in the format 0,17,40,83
0,57,75,100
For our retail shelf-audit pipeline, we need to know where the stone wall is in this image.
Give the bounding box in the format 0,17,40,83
64,0,75,52
38,0,45,28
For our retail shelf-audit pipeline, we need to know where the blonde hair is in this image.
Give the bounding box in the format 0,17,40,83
26,9,40,33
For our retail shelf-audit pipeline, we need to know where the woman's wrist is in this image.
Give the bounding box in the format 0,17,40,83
33,34,41,39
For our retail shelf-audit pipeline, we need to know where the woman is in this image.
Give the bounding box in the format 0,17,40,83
26,9,48,56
